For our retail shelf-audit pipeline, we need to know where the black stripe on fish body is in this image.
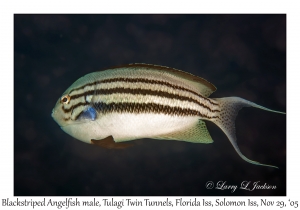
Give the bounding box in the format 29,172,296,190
90,102,220,120
69,77,218,106
69,88,220,113
72,102,219,121
96,88,220,113
62,101,89,113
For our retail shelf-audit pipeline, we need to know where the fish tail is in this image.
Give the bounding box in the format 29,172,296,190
211,97,285,169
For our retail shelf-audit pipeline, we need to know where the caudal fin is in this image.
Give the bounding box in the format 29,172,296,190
211,97,285,169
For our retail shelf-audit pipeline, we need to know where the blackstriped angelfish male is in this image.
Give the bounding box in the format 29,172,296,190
52,63,285,168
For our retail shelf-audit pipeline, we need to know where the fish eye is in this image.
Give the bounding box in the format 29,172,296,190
61,95,71,104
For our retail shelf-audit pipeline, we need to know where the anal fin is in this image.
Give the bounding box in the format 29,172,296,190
91,135,133,149
153,120,213,143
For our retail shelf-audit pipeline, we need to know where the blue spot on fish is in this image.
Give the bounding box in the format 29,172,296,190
77,106,97,121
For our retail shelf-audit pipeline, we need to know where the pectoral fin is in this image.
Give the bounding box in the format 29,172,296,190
91,135,133,149
153,120,213,143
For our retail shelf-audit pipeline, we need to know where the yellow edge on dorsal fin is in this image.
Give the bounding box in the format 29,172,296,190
152,120,213,143
108,63,217,97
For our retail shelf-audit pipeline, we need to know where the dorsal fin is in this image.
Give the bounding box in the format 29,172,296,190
109,63,217,97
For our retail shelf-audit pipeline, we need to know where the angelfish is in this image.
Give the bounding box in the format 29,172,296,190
52,63,285,168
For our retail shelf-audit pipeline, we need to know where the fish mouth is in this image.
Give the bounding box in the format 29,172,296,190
51,109,59,122
51,109,67,127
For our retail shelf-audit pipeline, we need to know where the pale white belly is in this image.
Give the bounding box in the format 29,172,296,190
62,113,199,144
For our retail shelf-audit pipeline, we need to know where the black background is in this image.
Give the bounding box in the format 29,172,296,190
14,14,286,196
